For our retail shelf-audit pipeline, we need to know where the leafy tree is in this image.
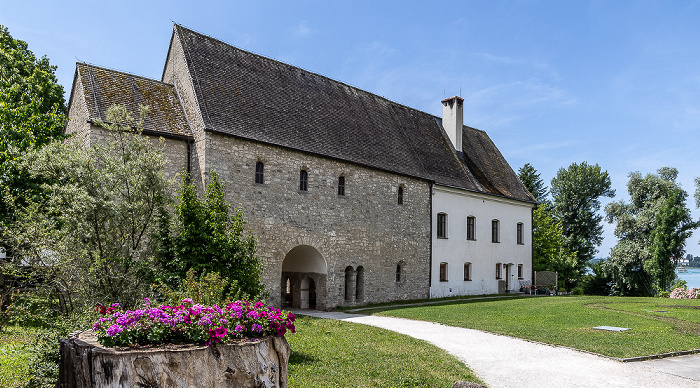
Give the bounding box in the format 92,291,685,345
518,163,548,203
604,168,698,296
0,25,67,226
155,171,264,300
551,162,615,277
532,202,578,288
0,25,67,310
5,105,170,310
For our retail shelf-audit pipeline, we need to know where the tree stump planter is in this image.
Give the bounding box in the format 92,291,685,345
59,330,290,388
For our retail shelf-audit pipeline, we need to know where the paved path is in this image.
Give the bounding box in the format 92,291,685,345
292,310,700,388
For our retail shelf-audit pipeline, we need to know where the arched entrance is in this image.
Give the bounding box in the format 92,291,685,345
281,245,327,310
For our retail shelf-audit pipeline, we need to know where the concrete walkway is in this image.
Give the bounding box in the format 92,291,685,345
292,309,700,388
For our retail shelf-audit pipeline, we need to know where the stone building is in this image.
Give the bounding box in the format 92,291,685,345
65,25,536,310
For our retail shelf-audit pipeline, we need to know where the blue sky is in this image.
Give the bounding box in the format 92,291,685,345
4,0,700,257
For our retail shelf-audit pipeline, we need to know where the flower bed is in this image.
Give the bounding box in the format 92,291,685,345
669,287,700,299
92,299,296,347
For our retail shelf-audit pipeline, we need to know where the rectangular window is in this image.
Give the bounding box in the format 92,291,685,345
338,176,345,196
491,220,500,243
517,223,524,245
496,263,502,279
464,263,471,281
518,264,524,279
255,162,264,184
440,262,448,281
467,216,476,240
437,213,447,238
299,170,308,191
398,186,404,205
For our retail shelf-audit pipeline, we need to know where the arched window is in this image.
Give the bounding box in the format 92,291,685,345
255,161,264,184
344,266,355,301
437,213,448,238
397,186,404,205
439,262,448,281
355,266,365,301
299,169,308,191
338,176,345,196
395,261,406,283
517,222,524,245
466,216,476,240
464,262,472,281
491,219,500,243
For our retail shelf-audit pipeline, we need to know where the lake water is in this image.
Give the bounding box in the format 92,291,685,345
676,267,700,288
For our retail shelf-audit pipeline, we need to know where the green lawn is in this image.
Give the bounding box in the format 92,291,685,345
0,326,36,388
286,316,482,387
371,295,700,359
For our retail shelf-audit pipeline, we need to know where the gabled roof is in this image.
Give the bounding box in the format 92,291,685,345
76,63,191,138
171,25,534,203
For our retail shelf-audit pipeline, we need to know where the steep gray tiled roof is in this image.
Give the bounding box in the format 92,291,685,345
77,63,192,138
174,25,534,203
172,25,534,202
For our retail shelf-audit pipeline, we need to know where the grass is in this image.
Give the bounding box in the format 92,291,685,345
370,295,700,359
286,316,482,387
0,326,36,388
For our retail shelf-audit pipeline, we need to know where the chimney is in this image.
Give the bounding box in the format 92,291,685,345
441,96,464,152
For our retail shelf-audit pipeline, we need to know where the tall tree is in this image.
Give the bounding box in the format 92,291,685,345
0,25,67,227
518,163,548,203
532,202,578,288
550,162,615,276
604,168,698,295
155,171,264,300
6,105,170,310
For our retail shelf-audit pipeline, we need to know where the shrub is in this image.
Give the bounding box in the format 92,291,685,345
669,287,700,299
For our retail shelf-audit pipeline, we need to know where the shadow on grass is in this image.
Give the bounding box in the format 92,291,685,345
289,350,316,365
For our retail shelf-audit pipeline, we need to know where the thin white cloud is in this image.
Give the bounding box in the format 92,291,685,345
294,21,312,37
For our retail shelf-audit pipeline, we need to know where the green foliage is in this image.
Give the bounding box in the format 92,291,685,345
604,168,698,296
517,163,548,202
5,105,170,311
154,268,242,307
551,162,615,276
580,260,612,296
532,202,578,288
0,25,67,229
155,171,264,300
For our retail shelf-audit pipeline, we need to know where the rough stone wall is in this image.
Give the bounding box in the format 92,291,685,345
162,31,205,189
65,76,92,146
80,125,189,186
204,131,432,309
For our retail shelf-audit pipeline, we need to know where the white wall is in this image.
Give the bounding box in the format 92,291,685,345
431,185,534,297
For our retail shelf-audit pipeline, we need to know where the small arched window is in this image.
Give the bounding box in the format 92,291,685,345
464,262,472,281
466,216,476,240
517,222,524,245
395,261,405,283
439,262,448,281
398,186,404,205
299,169,308,191
492,219,500,243
255,161,264,184
338,176,345,196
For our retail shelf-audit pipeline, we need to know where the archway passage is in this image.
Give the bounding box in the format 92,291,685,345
281,245,327,310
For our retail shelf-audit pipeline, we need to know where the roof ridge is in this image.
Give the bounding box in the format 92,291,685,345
77,62,175,87
175,25,443,122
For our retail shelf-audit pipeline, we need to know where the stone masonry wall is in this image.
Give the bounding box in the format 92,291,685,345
204,131,432,309
162,31,205,189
